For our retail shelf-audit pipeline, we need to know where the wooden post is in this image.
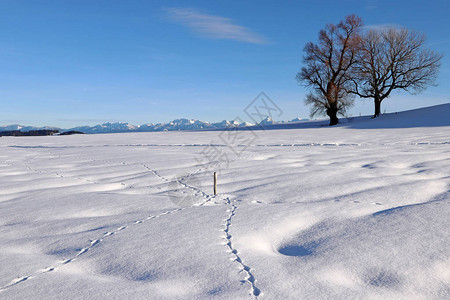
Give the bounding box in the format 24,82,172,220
214,172,217,195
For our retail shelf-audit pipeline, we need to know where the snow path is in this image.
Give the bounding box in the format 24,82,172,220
7,140,450,150
223,197,261,298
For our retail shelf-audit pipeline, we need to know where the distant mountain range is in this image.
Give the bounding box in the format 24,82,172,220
0,117,308,134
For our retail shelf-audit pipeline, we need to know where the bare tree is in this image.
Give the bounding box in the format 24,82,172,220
350,28,443,117
304,91,354,119
297,15,363,125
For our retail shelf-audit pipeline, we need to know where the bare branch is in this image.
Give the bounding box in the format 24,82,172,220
297,15,363,125
348,26,443,117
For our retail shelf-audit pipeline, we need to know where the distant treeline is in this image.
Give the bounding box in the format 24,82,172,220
0,130,59,137
60,131,84,135
0,130,85,137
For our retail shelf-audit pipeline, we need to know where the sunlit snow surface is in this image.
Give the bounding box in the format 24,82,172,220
1,111,449,299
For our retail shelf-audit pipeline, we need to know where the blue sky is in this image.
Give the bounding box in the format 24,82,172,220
1,0,449,127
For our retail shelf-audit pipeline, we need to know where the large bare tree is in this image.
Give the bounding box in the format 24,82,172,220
350,28,443,117
297,15,363,125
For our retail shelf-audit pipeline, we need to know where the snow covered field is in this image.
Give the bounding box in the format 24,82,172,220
1,107,449,299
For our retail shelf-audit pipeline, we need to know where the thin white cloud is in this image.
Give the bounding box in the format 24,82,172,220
165,8,268,44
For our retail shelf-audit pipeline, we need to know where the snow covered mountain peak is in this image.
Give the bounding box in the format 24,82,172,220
3,103,448,134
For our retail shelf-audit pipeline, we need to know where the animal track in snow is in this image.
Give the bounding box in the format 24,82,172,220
0,206,185,293
222,197,261,298
139,163,212,206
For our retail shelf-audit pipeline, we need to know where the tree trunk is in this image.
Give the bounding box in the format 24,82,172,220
326,106,339,126
373,97,381,118
326,83,339,125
